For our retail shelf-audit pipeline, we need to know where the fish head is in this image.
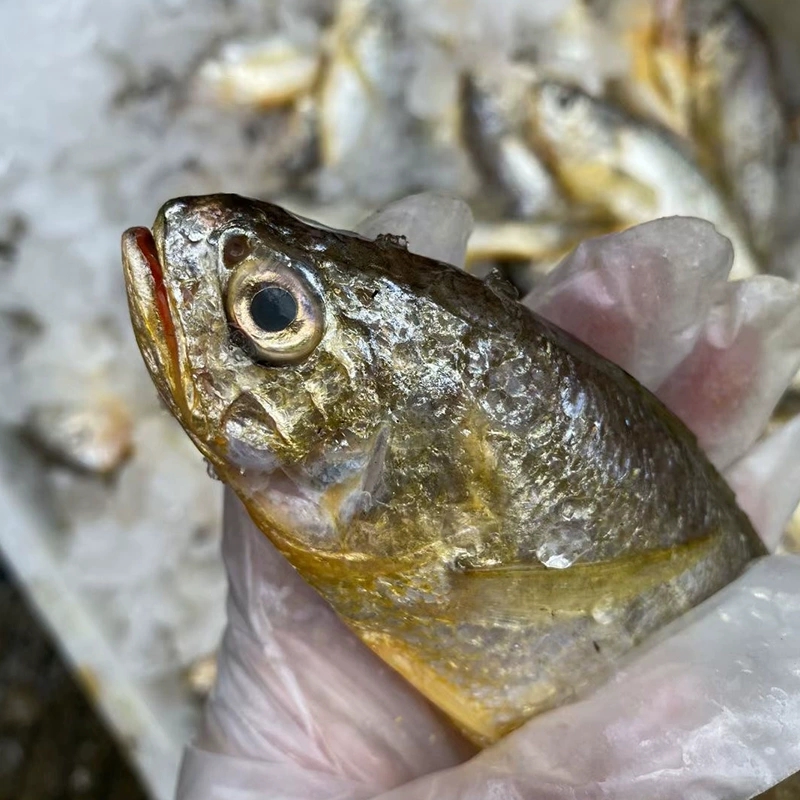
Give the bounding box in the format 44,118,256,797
122,194,398,559
527,80,616,162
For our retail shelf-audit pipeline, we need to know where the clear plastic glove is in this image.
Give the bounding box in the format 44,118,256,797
176,197,800,800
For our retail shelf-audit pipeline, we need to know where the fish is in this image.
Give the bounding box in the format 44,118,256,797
687,0,789,260
610,0,693,139
195,37,322,110
25,399,133,475
316,0,403,173
121,193,764,744
461,71,567,220
465,220,605,294
523,79,761,279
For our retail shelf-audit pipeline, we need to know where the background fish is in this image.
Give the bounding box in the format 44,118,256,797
523,79,761,280
688,0,789,259
187,0,793,291
460,70,567,220
122,193,764,744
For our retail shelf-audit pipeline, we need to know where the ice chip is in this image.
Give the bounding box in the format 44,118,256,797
657,276,800,468
356,192,475,269
527,217,734,391
726,414,800,551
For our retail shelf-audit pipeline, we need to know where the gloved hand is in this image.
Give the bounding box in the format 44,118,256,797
176,194,800,800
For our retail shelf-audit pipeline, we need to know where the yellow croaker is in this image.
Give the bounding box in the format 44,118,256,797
122,194,763,744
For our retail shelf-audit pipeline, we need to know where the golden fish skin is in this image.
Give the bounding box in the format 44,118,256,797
121,194,763,744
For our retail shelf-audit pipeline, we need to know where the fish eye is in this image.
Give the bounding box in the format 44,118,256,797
555,88,576,110
553,86,578,111
225,254,324,364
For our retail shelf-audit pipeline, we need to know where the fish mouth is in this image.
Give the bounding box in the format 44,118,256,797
121,224,186,419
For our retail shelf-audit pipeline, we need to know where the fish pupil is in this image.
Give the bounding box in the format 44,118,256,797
249,285,297,332
556,89,575,109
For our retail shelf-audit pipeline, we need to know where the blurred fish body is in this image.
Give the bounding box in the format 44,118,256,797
465,220,604,293
525,79,761,280
771,141,800,283
122,193,763,744
613,0,693,138
195,37,322,110
466,220,594,265
461,71,566,220
189,0,793,286
688,0,788,260
25,399,133,475
317,0,402,171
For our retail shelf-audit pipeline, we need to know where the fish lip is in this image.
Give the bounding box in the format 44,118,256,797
121,224,186,418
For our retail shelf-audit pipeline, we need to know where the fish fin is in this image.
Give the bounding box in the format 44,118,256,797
320,425,389,525
357,628,506,746
353,535,725,745
448,535,720,625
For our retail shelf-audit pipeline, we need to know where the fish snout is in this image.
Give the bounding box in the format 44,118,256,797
153,194,245,269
